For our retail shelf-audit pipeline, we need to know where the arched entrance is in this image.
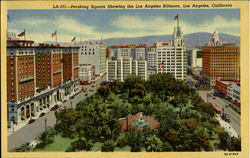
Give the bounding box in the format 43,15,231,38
31,103,35,116
26,105,30,118
21,107,25,120
57,90,60,101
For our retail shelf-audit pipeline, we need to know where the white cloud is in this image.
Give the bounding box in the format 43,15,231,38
111,15,171,31
111,15,240,37
181,15,240,36
15,18,49,26
10,15,240,43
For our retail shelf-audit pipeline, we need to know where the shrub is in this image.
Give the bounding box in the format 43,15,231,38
101,140,115,152
15,143,33,152
36,127,56,149
116,133,128,148
66,137,93,152
162,142,173,151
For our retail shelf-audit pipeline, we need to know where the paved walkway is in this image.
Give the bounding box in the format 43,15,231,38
216,115,239,138
8,108,51,136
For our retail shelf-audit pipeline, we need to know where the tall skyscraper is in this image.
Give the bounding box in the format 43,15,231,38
156,15,187,80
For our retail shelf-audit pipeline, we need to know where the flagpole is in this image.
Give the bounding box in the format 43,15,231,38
177,15,179,28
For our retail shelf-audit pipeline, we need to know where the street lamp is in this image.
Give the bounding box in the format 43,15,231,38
44,118,47,131
207,93,210,103
12,121,15,133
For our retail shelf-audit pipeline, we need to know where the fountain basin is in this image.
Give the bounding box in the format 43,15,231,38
133,119,148,128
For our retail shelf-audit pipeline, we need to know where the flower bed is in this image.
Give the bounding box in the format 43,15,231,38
21,115,26,120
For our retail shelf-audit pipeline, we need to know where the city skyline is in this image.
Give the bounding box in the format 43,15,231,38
8,9,240,43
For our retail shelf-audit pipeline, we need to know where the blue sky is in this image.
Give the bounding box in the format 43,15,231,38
8,9,240,43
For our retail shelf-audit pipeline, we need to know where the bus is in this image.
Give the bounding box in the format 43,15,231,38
80,81,89,85
210,101,222,114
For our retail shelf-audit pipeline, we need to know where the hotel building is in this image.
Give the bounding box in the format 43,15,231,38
7,40,80,125
202,31,240,86
107,57,147,81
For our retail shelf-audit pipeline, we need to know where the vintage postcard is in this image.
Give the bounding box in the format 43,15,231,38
1,0,249,158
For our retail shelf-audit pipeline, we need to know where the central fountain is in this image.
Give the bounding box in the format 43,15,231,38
133,112,148,129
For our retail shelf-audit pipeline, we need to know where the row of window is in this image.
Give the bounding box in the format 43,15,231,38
81,52,95,55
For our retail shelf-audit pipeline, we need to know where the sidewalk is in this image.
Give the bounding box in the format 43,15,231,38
216,115,239,138
8,108,50,136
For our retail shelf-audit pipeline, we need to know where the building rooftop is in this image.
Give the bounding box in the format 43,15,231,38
218,80,238,86
7,40,34,43
79,64,93,66
7,43,79,49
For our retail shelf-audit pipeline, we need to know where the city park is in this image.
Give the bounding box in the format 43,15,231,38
14,73,240,152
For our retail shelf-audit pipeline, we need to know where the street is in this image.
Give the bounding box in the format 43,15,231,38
8,74,106,151
198,90,241,137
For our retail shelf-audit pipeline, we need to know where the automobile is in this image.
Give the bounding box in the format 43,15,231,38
85,93,88,96
69,96,74,99
50,105,59,111
225,104,229,108
28,119,36,124
39,112,46,117
89,89,94,92
223,113,231,123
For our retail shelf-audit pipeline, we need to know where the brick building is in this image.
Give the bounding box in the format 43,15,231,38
216,80,236,96
202,31,240,86
7,40,80,125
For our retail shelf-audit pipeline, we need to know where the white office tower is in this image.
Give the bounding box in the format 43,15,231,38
135,47,146,60
7,32,18,40
79,64,95,82
107,57,147,82
117,47,132,59
207,31,222,46
156,22,187,80
212,31,219,43
147,51,156,67
78,41,106,76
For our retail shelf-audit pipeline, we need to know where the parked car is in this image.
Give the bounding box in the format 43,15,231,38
69,96,74,99
222,113,231,123
39,112,46,117
28,119,36,124
50,105,59,111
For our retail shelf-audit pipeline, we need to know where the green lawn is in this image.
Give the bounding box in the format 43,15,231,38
90,142,103,151
37,134,74,152
36,135,130,152
114,145,131,152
